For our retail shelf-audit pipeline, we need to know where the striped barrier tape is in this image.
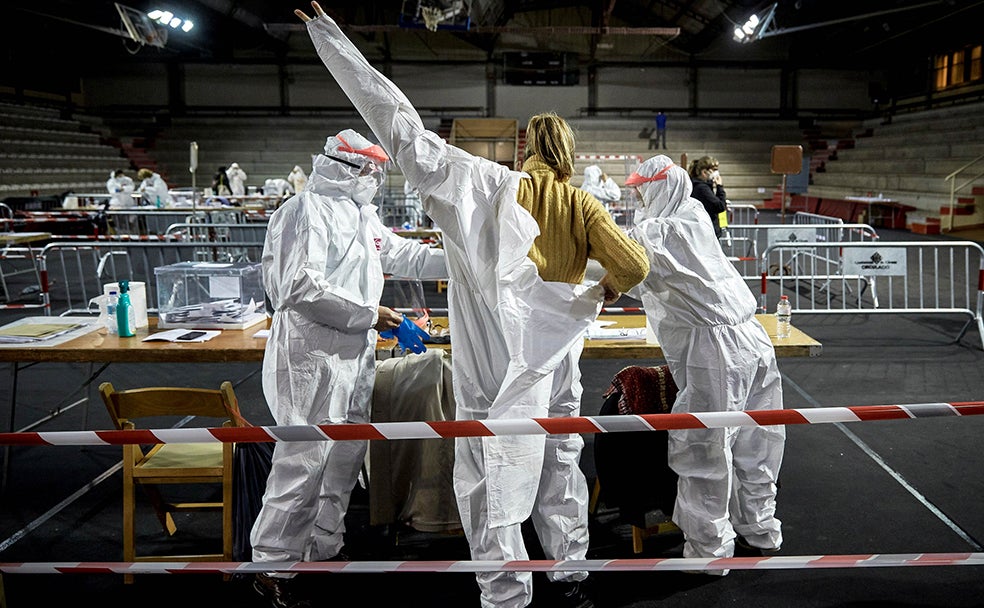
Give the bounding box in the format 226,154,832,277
2,402,982,447
392,307,646,314
2,553,982,575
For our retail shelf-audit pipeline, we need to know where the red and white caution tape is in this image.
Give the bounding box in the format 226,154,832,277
575,154,644,164
2,402,982,447
3,553,983,575
391,307,644,314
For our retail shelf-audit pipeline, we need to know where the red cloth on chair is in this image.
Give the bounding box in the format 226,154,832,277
604,365,678,415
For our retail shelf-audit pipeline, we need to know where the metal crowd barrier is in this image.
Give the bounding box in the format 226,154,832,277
723,223,880,280
164,223,268,263
757,240,984,349
37,240,265,317
727,203,759,226
106,208,250,237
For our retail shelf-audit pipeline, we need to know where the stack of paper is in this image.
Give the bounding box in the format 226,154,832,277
0,322,87,344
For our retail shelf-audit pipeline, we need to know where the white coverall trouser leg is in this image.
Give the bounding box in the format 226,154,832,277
666,322,784,570
455,341,590,608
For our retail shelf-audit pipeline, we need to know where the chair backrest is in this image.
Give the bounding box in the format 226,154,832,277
99,380,244,430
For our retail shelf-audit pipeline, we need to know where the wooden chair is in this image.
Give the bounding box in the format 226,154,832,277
98,381,245,583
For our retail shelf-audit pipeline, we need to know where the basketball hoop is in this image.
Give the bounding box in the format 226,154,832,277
420,6,443,32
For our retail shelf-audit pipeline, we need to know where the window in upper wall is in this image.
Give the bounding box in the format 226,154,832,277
951,51,966,86
934,54,949,89
934,44,983,90
970,45,982,81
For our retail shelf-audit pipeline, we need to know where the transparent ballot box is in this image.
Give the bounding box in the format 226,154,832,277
155,262,267,330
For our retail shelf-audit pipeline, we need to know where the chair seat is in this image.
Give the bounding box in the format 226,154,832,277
140,443,223,470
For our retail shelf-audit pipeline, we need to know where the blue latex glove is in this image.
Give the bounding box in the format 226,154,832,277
379,316,429,354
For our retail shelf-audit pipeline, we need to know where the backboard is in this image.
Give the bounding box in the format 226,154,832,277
399,0,471,32
115,3,167,48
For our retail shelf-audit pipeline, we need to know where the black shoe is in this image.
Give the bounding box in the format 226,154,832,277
555,579,595,608
734,536,781,558
253,573,312,608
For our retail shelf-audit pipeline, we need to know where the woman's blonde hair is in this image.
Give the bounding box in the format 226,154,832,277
136,168,154,180
688,155,718,178
524,112,576,181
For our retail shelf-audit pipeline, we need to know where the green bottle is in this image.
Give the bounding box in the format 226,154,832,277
116,280,136,337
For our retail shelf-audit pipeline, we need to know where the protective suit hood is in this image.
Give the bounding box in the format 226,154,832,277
307,129,390,205
627,155,692,221
582,164,603,185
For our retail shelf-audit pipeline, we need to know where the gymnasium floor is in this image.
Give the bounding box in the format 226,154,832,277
1,214,982,607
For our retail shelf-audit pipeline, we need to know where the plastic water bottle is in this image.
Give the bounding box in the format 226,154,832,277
105,290,119,334
116,281,136,337
775,295,792,339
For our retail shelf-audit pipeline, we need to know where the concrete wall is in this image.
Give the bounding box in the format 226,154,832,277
79,61,875,118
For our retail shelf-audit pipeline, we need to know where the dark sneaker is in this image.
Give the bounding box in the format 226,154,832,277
554,579,595,608
735,536,781,557
253,573,312,608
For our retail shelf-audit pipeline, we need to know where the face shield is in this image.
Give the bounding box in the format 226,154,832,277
310,130,391,204
624,155,691,221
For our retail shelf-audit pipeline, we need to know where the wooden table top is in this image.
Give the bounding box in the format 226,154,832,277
0,313,820,364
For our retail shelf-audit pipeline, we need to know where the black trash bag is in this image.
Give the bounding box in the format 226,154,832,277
233,441,274,562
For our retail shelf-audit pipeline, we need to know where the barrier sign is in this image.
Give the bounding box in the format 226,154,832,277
842,246,907,276
767,227,817,246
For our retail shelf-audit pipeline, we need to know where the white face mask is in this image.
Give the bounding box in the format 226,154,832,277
351,171,383,205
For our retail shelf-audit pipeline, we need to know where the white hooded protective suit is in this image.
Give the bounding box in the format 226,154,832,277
250,129,448,566
287,165,308,194
106,172,135,208
138,172,173,206
304,15,607,608
626,155,784,570
580,164,621,204
263,178,291,198
227,162,248,196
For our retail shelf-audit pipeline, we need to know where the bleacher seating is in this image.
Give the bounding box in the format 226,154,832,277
808,101,984,231
0,101,127,199
2,96,981,236
567,116,805,206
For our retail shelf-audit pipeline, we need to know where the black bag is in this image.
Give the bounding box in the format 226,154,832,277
232,441,274,562
593,366,678,526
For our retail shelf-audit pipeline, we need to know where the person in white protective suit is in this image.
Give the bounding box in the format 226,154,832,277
227,162,248,196
579,164,621,208
294,5,650,607
250,128,448,608
105,170,135,208
287,164,308,195
624,154,785,574
262,177,292,199
135,168,173,207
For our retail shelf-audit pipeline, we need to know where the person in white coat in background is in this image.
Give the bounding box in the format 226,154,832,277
579,164,621,209
135,168,173,207
227,162,248,196
250,129,448,608
287,164,308,195
262,177,292,199
105,169,135,208
624,154,785,574
294,4,649,607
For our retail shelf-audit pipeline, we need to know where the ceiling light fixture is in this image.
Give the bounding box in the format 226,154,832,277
733,3,777,43
147,8,194,32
